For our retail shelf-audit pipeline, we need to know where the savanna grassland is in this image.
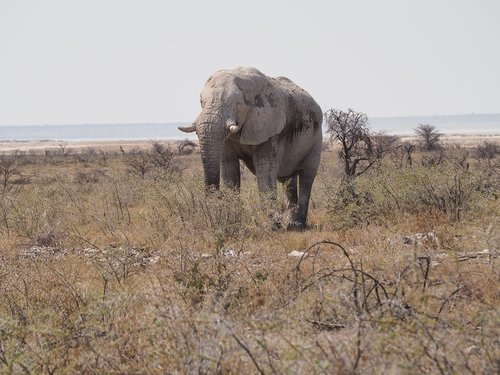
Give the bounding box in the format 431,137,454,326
0,138,499,374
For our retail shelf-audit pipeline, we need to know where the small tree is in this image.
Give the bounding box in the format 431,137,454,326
475,141,500,169
124,150,151,178
402,142,415,166
324,108,376,177
151,141,174,171
177,139,197,155
58,142,68,157
371,132,400,160
415,124,442,151
0,156,20,195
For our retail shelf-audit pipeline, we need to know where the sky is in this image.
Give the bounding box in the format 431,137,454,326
1,0,499,126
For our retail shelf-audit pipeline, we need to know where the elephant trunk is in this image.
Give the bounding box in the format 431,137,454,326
197,114,226,190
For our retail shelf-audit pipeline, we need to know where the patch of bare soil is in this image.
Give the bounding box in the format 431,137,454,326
0,139,183,154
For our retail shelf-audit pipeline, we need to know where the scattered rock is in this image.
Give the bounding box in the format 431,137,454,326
22,246,67,259
200,246,250,259
458,248,496,262
478,248,491,254
431,252,448,266
288,250,309,258
403,232,439,246
464,345,482,355
432,249,496,266
83,246,159,266
22,245,161,267
306,318,344,331
144,255,160,265
220,247,237,257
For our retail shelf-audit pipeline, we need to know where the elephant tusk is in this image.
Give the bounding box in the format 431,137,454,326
227,119,241,133
178,124,197,133
229,125,241,133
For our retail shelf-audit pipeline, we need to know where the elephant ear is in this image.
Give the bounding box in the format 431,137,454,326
237,76,286,146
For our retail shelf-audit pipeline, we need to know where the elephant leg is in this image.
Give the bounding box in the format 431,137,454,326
221,147,240,190
253,152,280,229
284,175,300,230
284,175,298,210
253,143,278,196
291,142,321,230
255,162,277,198
293,171,315,229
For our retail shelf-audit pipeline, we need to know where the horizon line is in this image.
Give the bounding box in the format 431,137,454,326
1,112,500,128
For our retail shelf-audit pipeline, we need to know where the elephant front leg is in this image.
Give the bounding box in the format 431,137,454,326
253,154,281,229
283,175,298,227
255,162,278,209
252,142,279,196
221,147,241,190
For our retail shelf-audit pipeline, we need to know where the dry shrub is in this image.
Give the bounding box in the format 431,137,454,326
123,142,181,179
476,141,500,162
147,173,292,244
73,169,106,184
325,159,495,228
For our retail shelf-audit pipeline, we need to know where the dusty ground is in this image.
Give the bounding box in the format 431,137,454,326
0,139,159,154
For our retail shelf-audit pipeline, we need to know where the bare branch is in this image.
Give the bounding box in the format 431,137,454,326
324,108,379,177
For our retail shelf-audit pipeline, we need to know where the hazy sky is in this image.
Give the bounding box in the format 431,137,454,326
1,0,499,126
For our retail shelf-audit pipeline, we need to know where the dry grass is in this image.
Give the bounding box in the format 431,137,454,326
0,139,499,374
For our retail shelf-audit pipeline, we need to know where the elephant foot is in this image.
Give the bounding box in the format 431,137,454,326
286,221,307,231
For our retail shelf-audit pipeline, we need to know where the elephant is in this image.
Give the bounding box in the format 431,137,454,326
179,67,322,230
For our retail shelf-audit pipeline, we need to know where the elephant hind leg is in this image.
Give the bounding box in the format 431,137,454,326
290,142,321,230
286,171,315,231
284,175,304,231
283,175,299,230
284,175,298,209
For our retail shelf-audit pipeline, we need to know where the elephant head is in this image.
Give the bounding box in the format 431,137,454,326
179,67,286,189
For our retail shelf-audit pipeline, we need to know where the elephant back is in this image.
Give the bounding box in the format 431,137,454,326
273,77,323,145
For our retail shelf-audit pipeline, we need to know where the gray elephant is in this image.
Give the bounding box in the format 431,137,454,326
179,67,322,229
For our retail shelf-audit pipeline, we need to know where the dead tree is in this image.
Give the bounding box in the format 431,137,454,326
0,156,20,195
58,142,68,157
403,142,415,166
475,141,500,168
124,150,151,178
371,132,400,160
151,141,174,171
324,108,376,177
